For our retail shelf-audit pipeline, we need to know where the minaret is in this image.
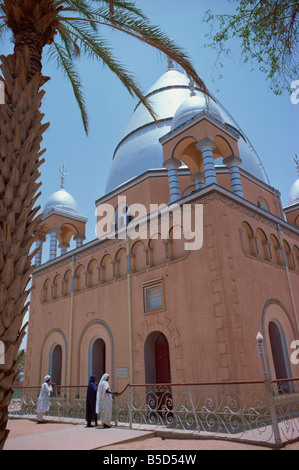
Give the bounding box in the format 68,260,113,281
34,165,87,266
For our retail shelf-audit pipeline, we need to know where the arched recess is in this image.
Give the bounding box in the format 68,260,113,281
134,314,183,385
74,264,85,292
131,240,146,273
63,269,72,296
87,259,99,288
88,336,106,383
148,235,166,267
52,274,62,300
270,234,283,266
168,225,186,261
59,222,79,246
172,136,202,176
239,221,256,256
39,329,67,386
256,228,270,261
77,320,114,388
115,248,127,279
262,299,299,382
144,331,173,415
214,134,233,160
293,245,299,271
100,254,114,283
144,331,171,384
42,278,51,303
282,240,295,270
49,343,62,387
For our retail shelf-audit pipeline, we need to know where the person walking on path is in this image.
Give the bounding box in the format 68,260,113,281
86,375,98,427
36,375,53,423
96,373,118,428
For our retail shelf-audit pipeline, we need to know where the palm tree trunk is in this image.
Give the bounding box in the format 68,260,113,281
0,48,49,450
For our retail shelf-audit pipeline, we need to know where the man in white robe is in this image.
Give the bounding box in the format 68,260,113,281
96,373,118,428
36,375,53,423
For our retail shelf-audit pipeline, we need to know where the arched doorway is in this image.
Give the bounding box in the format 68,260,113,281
269,321,292,393
89,338,106,383
144,331,172,415
50,344,62,387
269,321,292,380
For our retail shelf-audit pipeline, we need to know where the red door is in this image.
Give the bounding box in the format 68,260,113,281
155,342,172,415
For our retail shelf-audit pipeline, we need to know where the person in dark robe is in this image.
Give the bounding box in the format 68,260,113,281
86,375,98,427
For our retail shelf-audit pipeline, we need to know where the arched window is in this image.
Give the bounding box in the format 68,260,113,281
114,202,132,232
257,196,270,212
182,185,196,197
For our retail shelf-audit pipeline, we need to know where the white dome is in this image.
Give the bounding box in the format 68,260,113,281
288,179,299,206
171,92,223,131
44,189,79,215
105,67,265,193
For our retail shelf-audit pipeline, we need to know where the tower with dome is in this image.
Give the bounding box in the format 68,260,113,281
24,61,299,394
34,164,87,266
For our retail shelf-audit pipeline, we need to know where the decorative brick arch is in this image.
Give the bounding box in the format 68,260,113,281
133,314,184,384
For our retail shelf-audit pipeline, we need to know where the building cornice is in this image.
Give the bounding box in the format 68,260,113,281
34,184,299,278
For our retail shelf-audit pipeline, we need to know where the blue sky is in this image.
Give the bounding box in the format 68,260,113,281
2,0,299,249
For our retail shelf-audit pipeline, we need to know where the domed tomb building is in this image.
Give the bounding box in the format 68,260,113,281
24,63,299,397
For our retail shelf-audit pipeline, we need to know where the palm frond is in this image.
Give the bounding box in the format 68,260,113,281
60,19,157,118
48,40,89,133
60,6,207,94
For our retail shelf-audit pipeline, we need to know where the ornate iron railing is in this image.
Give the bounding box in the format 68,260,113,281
8,378,299,446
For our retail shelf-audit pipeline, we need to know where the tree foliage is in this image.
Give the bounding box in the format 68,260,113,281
204,0,299,94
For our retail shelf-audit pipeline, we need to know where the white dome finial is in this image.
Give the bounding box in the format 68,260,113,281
188,78,196,97
167,57,174,70
59,164,68,190
294,154,299,177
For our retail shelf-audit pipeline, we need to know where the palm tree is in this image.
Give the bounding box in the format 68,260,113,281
0,0,207,449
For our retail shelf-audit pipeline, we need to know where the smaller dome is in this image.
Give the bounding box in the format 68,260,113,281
171,92,223,131
288,179,299,206
44,189,79,215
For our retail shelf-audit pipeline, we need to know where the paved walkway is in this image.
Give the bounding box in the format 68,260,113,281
4,419,154,451
3,419,299,451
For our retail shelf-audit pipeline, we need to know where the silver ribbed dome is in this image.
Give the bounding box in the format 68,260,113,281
44,189,79,215
105,66,265,193
288,179,299,206
171,92,224,130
